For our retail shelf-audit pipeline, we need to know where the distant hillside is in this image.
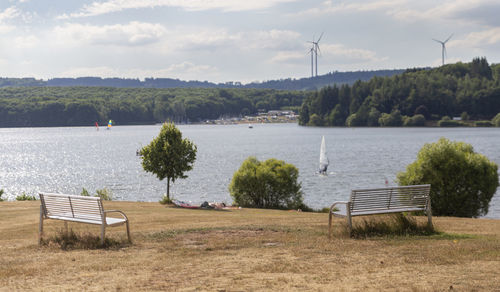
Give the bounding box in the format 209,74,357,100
0,69,404,91
299,58,500,127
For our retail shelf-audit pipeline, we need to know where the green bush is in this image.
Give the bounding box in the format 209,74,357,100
81,188,91,196
81,187,112,200
0,189,4,202
378,110,403,127
229,157,307,210
437,117,462,127
16,193,38,201
159,194,173,205
346,113,367,127
95,188,112,201
307,113,323,126
403,114,425,127
475,120,493,127
397,138,499,217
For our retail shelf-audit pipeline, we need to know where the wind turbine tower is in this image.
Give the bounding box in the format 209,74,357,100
308,32,324,77
433,34,453,65
309,45,315,77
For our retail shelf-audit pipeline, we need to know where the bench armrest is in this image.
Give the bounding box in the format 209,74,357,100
330,201,349,213
104,210,129,221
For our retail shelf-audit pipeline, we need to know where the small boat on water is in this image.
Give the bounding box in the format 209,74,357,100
319,135,329,175
248,124,253,128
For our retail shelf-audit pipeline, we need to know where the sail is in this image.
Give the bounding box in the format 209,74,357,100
107,120,112,129
319,136,329,172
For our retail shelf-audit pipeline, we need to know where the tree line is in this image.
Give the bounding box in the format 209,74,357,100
0,69,403,91
299,58,500,127
0,87,307,127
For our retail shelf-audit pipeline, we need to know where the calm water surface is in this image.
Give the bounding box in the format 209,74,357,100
0,124,499,218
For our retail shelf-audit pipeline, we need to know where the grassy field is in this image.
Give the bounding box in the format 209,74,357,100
1,201,500,291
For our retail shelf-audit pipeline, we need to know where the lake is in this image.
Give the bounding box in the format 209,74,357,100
0,123,499,218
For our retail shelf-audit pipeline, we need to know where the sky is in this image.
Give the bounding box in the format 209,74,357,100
1,0,499,83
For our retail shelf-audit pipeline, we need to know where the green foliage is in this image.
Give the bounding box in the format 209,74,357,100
346,113,364,127
438,117,462,127
307,114,323,126
0,189,4,202
300,58,500,127
140,122,197,200
0,87,307,127
492,113,500,127
229,157,306,210
16,192,38,201
378,110,403,127
96,188,112,201
81,188,91,196
159,194,173,205
366,107,381,126
81,187,112,200
403,114,426,127
397,138,499,217
474,121,493,127
461,112,469,121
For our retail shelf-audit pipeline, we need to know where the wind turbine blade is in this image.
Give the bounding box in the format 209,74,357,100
317,32,324,43
444,33,453,43
432,38,443,44
316,44,321,55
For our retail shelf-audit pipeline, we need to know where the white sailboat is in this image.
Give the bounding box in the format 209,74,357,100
319,135,329,174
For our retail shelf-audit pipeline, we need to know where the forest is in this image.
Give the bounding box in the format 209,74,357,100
299,58,500,127
0,87,307,127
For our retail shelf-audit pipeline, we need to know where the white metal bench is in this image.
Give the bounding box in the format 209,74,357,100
39,192,131,245
328,184,432,237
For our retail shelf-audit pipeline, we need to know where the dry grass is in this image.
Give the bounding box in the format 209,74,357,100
1,201,500,291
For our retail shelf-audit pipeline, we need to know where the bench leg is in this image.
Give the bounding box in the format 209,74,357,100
125,221,131,243
346,203,352,237
328,212,333,239
100,225,106,245
427,200,433,229
347,215,352,237
38,205,44,245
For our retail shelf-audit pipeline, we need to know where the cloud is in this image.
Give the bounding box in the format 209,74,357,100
173,28,301,52
449,27,500,48
0,6,20,22
320,43,387,64
270,51,305,63
389,0,500,25
270,43,386,67
58,0,296,19
14,35,39,48
295,0,408,17
52,21,166,47
0,25,15,33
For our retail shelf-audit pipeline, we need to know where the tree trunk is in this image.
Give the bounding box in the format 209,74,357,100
167,177,170,200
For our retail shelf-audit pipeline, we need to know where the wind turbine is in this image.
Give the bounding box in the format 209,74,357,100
312,32,323,77
433,33,453,65
308,45,315,77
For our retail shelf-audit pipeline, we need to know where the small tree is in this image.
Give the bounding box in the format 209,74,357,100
0,189,4,202
140,122,197,200
397,138,498,217
229,157,306,210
